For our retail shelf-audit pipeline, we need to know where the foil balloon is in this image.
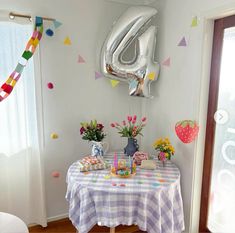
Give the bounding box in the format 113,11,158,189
101,6,160,98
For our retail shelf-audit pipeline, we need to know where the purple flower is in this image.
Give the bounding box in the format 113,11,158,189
97,124,104,130
80,127,85,135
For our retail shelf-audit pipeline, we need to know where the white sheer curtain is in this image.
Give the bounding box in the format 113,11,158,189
0,18,47,227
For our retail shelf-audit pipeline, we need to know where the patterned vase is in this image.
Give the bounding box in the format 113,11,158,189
124,138,139,156
91,141,109,157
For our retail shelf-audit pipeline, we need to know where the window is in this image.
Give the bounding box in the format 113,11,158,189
0,20,46,226
0,21,37,155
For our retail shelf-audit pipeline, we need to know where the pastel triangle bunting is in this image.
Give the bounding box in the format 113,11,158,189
130,80,138,89
191,16,198,27
78,55,85,63
64,36,71,45
95,71,103,79
110,80,119,88
53,20,62,29
178,37,187,46
147,72,156,80
162,57,171,67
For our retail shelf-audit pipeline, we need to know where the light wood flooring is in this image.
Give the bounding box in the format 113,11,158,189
29,218,146,233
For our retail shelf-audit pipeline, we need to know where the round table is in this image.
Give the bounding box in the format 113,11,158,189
0,212,29,233
66,153,185,233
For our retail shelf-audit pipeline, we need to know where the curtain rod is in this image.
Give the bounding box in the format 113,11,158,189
9,12,55,21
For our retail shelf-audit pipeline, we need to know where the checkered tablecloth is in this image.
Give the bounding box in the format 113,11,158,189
66,153,185,233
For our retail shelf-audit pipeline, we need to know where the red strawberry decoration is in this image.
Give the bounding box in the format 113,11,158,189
175,120,199,143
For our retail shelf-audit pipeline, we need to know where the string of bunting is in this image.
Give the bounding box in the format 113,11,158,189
0,16,43,102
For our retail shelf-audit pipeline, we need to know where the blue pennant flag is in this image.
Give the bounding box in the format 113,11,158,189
53,20,62,29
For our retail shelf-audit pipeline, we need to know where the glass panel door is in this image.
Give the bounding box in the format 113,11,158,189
207,27,235,232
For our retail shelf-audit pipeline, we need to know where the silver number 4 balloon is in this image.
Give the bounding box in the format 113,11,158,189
101,6,160,98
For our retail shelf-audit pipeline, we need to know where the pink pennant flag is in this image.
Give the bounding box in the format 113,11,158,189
162,57,171,67
95,71,103,79
78,55,85,63
178,37,187,46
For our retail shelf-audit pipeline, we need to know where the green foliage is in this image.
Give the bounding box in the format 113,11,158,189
111,115,146,138
80,120,106,142
117,125,143,138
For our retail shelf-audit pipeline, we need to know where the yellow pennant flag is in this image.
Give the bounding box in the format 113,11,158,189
110,80,119,88
191,16,198,27
147,72,156,80
64,36,71,45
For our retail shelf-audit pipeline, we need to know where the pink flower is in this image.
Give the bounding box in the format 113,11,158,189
132,126,137,137
132,119,136,124
141,117,147,122
133,115,137,121
122,121,126,126
158,152,166,161
110,123,115,128
127,116,132,122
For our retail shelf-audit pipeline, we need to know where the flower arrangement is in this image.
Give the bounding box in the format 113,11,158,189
153,137,175,161
80,120,106,142
110,115,147,138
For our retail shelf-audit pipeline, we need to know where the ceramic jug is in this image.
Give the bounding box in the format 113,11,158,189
91,141,109,156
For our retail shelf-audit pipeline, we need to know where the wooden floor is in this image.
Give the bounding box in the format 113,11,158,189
29,218,146,233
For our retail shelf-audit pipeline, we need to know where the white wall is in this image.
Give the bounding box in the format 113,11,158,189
146,0,235,232
0,0,144,220
2,0,235,230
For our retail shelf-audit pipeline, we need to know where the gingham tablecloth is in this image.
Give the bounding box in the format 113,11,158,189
66,153,185,233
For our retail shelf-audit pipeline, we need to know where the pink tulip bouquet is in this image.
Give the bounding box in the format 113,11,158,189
110,115,147,138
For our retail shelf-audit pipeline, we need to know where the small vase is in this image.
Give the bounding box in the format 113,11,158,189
157,152,168,167
124,138,139,156
91,141,109,157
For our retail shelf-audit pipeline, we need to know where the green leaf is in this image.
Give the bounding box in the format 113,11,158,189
189,121,195,127
181,120,188,128
93,119,97,128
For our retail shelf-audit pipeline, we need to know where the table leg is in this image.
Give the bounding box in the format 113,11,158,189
110,227,115,233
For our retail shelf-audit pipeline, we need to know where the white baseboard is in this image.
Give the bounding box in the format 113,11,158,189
28,213,69,228
47,213,69,222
